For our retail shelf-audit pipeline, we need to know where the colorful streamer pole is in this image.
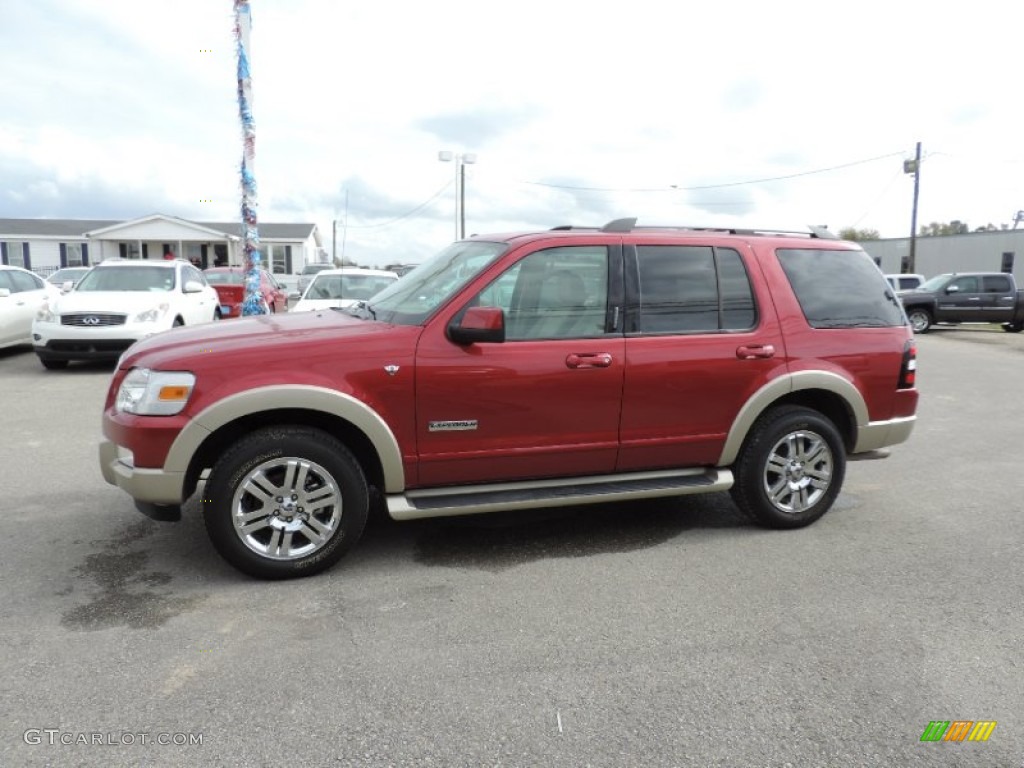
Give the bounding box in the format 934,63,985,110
234,0,266,315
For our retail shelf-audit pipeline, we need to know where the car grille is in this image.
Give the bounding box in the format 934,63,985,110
47,340,135,354
61,313,128,327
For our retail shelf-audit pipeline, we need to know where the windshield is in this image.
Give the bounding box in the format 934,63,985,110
75,266,176,292
305,273,397,301
917,274,952,292
49,268,89,282
362,241,507,325
205,271,245,285
302,264,332,275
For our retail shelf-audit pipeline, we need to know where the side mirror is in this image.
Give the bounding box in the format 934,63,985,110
0,288,10,298
183,280,205,294
945,285,960,294
448,306,505,345
61,281,74,293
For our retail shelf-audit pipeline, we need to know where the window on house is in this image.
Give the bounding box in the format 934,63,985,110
65,243,83,266
118,242,142,260
270,244,292,274
1,241,29,268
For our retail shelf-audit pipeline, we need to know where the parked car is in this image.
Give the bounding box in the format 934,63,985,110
0,265,59,350
291,268,398,312
899,271,1024,333
884,273,925,294
46,266,92,291
99,218,918,578
33,258,221,369
204,267,288,317
296,263,335,296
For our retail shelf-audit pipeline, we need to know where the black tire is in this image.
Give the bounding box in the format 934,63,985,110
39,358,68,370
203,426,369,579
213,309,222,321
906,307,932,334
730,405,846,530
1002,321,1023,333
172,317,184,327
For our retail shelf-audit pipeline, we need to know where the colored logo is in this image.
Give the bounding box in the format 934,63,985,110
920,721,996,742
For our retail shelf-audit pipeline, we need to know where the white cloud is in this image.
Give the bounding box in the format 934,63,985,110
2,0,1023,266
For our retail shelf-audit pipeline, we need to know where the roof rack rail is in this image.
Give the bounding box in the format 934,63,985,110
601,217,638,232
551,219,839,239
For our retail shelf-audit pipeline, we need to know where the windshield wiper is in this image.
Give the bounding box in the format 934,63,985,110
339,301,376,320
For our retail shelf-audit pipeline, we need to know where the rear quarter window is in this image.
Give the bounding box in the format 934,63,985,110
777,248,906,328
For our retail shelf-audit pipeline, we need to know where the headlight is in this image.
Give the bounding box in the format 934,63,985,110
36,302,57,323
133,303,170,324
115,368,196,415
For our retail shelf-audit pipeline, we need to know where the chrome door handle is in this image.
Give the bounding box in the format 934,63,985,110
566,353,613,369
736,344,775,359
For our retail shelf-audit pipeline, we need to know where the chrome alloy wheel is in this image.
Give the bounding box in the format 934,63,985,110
907,309,930,334
762,430,833,514
231,457,343,560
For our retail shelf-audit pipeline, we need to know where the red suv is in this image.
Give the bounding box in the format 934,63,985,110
99,219,918,578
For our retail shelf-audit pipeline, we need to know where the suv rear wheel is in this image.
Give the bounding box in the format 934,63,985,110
203,426,369,579
730,406,845,529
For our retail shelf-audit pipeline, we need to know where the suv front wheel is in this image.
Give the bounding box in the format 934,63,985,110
906,308,932,334
203,426,369,579
730,406,846,529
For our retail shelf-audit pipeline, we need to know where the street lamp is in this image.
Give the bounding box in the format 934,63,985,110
439,150,477,239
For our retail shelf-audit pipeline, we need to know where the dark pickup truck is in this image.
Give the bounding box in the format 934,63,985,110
900,272,1024,334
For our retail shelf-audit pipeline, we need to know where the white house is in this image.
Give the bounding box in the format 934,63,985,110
0,214,325,278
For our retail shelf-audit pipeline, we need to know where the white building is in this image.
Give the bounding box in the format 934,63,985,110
860,229,1024,281
0,214,325,278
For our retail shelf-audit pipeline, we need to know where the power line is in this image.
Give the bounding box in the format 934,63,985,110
849,167,905,228
344,179,454,229
518,151,907,193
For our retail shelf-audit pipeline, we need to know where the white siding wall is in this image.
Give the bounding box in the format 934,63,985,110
860,231,1024,281
27,239,62,270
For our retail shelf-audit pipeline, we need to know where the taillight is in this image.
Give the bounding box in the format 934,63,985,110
898,339,916,389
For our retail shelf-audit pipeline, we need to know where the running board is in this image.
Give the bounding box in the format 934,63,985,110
386,468,733,521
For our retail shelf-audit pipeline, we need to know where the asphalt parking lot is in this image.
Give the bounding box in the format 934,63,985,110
1,325,1023,768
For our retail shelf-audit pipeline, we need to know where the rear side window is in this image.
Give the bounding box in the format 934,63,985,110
983,275,1012,293
777,248,905,328
634,246,756,333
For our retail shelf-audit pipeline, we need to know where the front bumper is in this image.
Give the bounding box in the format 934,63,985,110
99,439,185,519
34,319,169,361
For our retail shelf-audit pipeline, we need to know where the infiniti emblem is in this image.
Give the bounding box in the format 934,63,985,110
82,316,101,325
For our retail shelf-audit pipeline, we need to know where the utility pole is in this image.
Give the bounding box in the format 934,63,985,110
459,161,467,240
341,189,349,264
904,141,922,274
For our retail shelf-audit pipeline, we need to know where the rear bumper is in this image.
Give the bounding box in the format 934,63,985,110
852,415,916,454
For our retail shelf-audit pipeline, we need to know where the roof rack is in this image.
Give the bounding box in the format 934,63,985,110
550,218,839,239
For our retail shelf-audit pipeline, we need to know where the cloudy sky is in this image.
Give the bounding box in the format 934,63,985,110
2,0,1022,267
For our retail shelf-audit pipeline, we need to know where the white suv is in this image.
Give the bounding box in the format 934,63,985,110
33,259,220,369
